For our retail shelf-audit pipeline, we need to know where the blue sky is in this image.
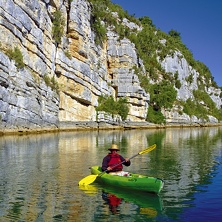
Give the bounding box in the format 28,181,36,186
111,0,222,87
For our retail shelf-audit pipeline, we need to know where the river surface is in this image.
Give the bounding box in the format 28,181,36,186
0,127,222,221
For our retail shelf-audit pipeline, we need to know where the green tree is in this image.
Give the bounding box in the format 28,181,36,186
96,95,129,120
149,80,177,110
116,97,129,121
168,29,181,40
147,107,165,124
138,16,155,28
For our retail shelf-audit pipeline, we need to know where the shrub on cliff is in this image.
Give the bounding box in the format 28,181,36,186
6,47,25,69
96,95,129,121
52,10,65,45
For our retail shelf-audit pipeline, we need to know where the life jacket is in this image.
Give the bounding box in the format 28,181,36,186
107,153,123,171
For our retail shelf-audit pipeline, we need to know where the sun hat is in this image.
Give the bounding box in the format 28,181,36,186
108,144,120,151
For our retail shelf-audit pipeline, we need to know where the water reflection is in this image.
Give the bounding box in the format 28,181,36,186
79,184,162,217
102,192,122,214
0,127,222,221
101,188,162,217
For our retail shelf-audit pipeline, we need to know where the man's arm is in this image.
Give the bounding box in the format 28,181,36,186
120,155,131,166
102,156,109,171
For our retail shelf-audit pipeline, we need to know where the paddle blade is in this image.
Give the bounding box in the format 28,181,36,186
139,144,156,155
78,175,98,186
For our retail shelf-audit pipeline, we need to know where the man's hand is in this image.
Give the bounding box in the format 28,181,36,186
107,166,112,171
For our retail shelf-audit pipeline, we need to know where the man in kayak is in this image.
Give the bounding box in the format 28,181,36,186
102,144,131,176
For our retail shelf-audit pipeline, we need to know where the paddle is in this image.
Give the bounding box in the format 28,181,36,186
78,144,156,186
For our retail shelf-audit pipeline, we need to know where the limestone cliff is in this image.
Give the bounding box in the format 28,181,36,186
160,51,221,124
0,0,221,133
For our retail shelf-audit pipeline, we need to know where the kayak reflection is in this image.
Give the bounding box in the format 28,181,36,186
79,184,163,218
101,186,163,217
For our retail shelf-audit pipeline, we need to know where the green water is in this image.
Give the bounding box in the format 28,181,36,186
0,127,222,221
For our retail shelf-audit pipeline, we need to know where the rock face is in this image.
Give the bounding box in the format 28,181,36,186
160,52,221,124
0,51,59,129
161,51,221,108
0,0,221,132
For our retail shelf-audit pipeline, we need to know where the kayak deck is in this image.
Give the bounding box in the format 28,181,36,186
90,166,164,194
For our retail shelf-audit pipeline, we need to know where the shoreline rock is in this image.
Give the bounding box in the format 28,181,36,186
1,121,221,136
